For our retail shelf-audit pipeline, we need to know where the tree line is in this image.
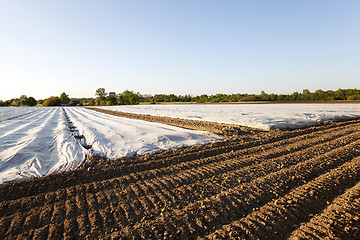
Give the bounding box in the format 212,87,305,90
0,92,71,107
142,88,360,103
0,95,38,107
1,88,359,107
0,90,143,107
92,88,142,106
88,88,360,105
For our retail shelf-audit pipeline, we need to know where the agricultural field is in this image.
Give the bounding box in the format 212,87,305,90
99,103,360,130
0,107,218,183
0,107,42,122
1,105,360,239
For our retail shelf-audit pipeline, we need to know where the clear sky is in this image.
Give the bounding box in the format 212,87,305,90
1,0,359,100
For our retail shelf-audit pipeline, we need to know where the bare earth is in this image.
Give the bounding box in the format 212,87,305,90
0,108,360,239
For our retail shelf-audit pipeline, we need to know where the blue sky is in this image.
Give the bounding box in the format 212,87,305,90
0,0,359,100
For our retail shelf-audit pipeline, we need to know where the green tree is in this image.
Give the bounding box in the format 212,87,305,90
241,95,257,101
11,98,20,106
60,92,71,104
290,92,300,101
95,88,107,100
302,89,312,100
199,94,209,103
19,95,28,106
314,89,325,100
43,96,62,106
118,90,141,105
95,88,107,105
26,97,37,106
345,89,360,98
88,99,95,106
107,92,117,105
347,95,360,100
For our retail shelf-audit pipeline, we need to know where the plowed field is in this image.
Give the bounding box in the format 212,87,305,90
1,114,360,239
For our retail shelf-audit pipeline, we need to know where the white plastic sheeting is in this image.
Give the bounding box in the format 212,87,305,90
0,107,40,122
0,107,219,183
0,108,84,183
65,107,219,158
98,104,360,130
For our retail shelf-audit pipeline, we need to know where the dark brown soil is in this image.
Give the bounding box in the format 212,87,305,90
1,110,360,239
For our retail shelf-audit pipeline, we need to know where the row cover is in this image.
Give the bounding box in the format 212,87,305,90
0,107,219,183
99,103,360,130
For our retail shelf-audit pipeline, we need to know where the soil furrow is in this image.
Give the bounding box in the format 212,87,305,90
61,188,77,239
289,180,360,240
75,185,91,238
114,139,360,239
205,156,360,239
98,131,360,216
93,128,360,203
85,183,105,236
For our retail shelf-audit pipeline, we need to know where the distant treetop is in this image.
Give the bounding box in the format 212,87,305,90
1,88,359,107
